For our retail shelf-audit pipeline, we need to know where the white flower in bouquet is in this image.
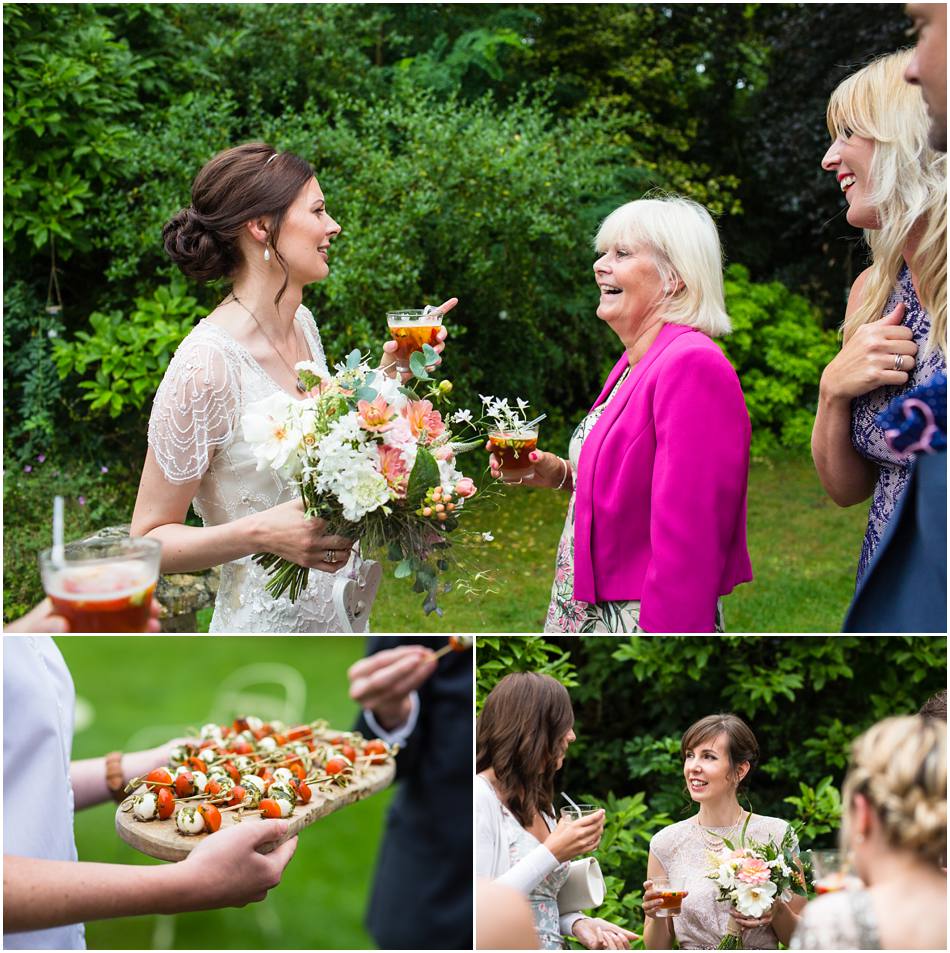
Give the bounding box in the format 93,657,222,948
712,854,742,891
734,879,777,919
242,391,305,477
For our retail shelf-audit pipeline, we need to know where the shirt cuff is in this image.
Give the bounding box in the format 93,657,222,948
362,691,420,747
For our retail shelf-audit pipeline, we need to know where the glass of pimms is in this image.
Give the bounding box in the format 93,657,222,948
488,426,539,479
40,536,162,632
386,307,443,374
808,849,859,895
652,877,687,917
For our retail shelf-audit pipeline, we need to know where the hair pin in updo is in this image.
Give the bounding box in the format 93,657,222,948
266,152,279,164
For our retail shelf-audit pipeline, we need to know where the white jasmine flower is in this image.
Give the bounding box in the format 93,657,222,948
482,532,494,542
450,408,473,425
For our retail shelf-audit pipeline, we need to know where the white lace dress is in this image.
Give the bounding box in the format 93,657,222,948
147,305,371,633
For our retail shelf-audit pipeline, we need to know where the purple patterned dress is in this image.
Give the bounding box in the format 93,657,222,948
850,263,945,583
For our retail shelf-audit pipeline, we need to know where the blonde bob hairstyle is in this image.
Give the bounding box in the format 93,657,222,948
826,49,947,356
841,715,946,867
594,194,731,338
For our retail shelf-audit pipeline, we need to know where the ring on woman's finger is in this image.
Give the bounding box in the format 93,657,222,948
325,549,337,565
893,352,905,371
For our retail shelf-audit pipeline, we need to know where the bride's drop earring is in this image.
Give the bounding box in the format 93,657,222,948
263,244,271,262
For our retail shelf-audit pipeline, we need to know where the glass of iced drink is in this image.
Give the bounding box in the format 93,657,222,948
488,427,539,479
40,536,162,632
809,849,856,895
652,877,687,917
386,307,443,373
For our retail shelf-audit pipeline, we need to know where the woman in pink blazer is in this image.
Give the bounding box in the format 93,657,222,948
492,196,752,632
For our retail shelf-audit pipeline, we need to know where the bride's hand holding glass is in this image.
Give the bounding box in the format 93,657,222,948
380,296,456,381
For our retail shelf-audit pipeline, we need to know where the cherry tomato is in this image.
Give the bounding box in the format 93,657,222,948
363,740,388,764
340,744,358,764
252,728,267,741
259,768,274,786
259,798,282,819
146,767,173,786
198,803,222,833
288,762,307,780
295,780,312,804
328,735,346,746
206,780,221,796
233,718,250,733
287,726,311,742
175,770,195,798
273,733,287,746
223,760,241,783
157,787,175,820
230,738,253,755
185,757,207,773
228,785,246,807
326,757,348,775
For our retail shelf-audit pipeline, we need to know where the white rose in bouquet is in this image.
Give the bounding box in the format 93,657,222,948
734,879,777,919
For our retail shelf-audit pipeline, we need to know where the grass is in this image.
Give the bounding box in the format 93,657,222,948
6,453,869,632
58,636,389,950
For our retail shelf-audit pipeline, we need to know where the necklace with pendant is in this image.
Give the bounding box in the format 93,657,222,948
229,292,307,392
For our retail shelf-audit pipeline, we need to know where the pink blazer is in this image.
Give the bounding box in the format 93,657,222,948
573,323,753,632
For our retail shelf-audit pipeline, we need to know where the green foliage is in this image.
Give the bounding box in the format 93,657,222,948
475,636,578,710
721,264,839,455
52,277,203,421
783,775,843,842
2,280,65,460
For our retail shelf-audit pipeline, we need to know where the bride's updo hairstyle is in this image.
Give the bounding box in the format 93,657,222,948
681,713,759,794
841,715,946,867
477,673,574,828
163,142,314,302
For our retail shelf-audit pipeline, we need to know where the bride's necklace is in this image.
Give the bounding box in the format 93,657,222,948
229,292,307,392
695,808,746,853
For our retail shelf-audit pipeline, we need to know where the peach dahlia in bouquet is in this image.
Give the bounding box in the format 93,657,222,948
241,349,487,613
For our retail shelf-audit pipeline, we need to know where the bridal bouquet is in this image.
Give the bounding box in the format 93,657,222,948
705,816,805,949
241,349,487,612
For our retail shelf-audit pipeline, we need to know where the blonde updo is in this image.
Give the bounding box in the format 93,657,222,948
842,715,946,866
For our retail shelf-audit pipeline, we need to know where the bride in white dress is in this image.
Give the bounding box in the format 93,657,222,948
131,142,450,632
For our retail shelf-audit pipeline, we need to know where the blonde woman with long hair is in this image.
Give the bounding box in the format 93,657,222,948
791,715,947,949
813,50,946,583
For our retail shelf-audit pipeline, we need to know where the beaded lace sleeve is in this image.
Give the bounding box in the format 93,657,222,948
147,332,239,485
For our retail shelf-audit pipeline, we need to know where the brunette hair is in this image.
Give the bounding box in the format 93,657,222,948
162,142,315,306
476,673,574,828
919,689,947,721
841,715,946,867
681,713,759,793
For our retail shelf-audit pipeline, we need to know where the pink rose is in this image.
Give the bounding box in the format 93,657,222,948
454,477,476,498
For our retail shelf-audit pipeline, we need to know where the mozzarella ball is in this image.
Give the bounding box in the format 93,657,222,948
132,792,158,821
176,806,205,835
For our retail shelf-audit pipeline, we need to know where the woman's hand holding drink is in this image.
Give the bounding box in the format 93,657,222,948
642,878,689,919
546,807,605,863
381,297,456,379
488,445,568,489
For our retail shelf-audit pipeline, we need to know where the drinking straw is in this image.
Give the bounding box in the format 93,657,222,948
52,495,65,568
522,413,547,431
561,791,582,815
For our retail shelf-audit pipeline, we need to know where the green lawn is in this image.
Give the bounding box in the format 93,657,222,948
7,454,869,632
372,454,870,632
58,636,388,950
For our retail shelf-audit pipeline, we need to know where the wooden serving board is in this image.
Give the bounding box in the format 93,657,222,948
115,758,396,862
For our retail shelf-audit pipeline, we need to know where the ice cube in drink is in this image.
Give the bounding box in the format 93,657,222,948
488,429,539,476
386,308,442,373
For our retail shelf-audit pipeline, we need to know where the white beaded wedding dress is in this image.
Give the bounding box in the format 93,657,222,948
147,305,379,633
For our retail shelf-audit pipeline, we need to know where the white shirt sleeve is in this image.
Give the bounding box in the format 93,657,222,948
362,691,420,748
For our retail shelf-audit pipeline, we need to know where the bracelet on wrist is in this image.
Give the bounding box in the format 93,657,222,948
105,750,126,803
555,458,571,491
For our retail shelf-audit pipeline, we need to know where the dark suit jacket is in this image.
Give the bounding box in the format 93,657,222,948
355,636,472,950
844,450,947,632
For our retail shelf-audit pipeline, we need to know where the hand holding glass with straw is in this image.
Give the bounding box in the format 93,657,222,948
39,496,162,632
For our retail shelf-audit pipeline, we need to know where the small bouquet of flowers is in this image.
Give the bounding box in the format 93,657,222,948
705,815,806,949
241,349,487,614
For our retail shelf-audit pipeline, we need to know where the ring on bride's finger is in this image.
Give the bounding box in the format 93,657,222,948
893,352,905,371
326,549,337,564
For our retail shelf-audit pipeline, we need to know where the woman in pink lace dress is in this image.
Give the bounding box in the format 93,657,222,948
641,714,805,950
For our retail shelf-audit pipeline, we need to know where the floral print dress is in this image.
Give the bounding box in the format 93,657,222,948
851,263,945,584
544,369,724,633
499,804,570,949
